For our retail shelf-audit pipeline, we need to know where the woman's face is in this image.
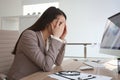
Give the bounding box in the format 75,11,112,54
48,15,66,34
53,15,66,27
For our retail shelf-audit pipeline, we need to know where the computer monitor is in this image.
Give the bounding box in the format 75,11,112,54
100,12,120,57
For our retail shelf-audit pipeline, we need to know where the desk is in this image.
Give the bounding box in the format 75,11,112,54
21,59,120,80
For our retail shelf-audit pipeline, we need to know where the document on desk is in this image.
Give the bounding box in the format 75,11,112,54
48,72,112,80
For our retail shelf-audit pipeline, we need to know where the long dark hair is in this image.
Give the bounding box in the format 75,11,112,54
12,6,67,55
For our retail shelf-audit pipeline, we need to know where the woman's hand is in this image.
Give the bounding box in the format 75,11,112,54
60,24,67,40
52,19,65,38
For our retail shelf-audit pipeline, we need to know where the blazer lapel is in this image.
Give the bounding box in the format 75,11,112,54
36,31,45,53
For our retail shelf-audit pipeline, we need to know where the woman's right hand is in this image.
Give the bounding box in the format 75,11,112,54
52,19,65,38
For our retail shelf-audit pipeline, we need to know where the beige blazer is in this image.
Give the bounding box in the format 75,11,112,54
7,30,66,80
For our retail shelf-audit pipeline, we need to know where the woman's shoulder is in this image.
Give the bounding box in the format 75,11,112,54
23,30,35,34
22,30,37,38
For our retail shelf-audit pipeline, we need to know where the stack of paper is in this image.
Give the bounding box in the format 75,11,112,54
49,72,112,80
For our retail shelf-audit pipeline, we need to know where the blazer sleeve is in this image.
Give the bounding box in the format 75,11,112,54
19,30,64,71
55,44,66,66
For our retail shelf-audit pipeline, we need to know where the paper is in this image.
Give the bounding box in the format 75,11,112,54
49,72,112,80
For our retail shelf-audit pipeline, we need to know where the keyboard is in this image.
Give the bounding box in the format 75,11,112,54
83,61,104,68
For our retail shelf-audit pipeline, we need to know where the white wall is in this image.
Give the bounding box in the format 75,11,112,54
60,0,120,43
0,0,22,17
59,0,120,57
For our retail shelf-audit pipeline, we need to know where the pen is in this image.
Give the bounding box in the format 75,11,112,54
82,76,96,80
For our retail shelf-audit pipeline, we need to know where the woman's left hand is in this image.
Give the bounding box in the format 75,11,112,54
60,24,67,40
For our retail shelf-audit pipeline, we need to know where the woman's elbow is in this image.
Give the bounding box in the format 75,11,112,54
55,60,62,66
43,66,52,72
55,62,61,66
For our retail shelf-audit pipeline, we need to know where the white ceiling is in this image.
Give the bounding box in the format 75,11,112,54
22,0,59,5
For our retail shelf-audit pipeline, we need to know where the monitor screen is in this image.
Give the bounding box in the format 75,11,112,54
100,12,120,57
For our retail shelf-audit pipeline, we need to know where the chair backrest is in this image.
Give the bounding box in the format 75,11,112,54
0,30,19,74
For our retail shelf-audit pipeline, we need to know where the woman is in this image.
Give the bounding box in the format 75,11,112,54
7,7,67,80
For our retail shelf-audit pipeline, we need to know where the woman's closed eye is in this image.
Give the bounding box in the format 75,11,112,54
59,22,62,26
